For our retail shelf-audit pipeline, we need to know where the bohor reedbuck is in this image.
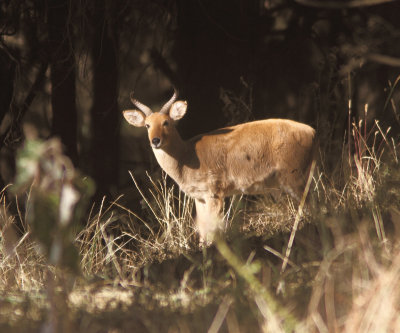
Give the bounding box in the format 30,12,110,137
123,88,316,243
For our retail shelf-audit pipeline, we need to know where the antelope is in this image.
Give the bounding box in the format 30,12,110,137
123,88,316,243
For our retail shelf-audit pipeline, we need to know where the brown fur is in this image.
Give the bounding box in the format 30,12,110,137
123,101,316,242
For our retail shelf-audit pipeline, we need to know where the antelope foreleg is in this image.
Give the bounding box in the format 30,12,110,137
195,197,223,245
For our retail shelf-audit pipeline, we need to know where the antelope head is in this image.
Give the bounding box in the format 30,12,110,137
123,88,187,149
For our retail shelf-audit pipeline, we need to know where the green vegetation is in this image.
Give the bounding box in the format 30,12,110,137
1,114,400,332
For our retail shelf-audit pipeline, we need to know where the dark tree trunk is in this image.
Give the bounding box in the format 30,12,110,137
173,0,260,139
90,1,119,198
0,50,15,129
0,49,15,188
47,0,78,164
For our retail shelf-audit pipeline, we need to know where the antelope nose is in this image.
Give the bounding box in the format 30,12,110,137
152,137,161,147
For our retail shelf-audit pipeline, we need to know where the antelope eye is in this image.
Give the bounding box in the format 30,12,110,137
163,120,169,127
145,124,150,129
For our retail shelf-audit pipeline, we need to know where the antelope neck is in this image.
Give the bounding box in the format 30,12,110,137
152,132,194,184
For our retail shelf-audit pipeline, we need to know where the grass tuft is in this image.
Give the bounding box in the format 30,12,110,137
1,116,400,332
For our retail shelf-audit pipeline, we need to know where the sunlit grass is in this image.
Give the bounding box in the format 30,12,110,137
0,116,400,332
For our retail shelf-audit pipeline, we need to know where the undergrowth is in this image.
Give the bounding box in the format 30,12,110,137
1,110,400,332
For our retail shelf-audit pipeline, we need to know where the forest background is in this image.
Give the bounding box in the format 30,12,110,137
1,1,400,332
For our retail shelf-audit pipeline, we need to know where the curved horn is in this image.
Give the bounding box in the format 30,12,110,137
130,92,153,116
159,87,179,114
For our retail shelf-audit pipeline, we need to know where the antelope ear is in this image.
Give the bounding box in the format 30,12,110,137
169,101,187,121
123,110,146,127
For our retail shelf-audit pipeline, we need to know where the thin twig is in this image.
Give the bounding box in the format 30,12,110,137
281,159,316,275
214,235,299,331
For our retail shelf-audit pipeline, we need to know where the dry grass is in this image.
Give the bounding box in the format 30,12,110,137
0,116,400,332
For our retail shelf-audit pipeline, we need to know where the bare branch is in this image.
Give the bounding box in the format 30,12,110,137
367,53,400,67
1,61,49,149
295,0,396,9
